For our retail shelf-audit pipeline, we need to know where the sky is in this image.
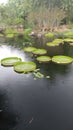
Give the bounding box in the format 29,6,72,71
0,0,8,4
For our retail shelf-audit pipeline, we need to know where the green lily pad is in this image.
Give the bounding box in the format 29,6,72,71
52,55,73,65
53,39,63,43
46,39,63,47
64,38,73,43
46,42,59,47
1,57,22,66
36,56,51,63
14,62,36,73
45,32,54,38
24,47,37,53
33,49,47,55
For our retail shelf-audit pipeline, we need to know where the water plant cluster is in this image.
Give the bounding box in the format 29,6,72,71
1,57,36,73
24,46,73,65
0,56,50,79
0,43,73,80
46,38,73,47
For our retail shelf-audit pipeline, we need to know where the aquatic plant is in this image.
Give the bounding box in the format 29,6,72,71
46,38,63,47
23,28,33,42
5,29,18,38
33,49,47,55
14,61,36,73
36,56,51,63
24,47,37,53
1,57,22,66
33,69,50,80
63,38,73,43
52,55,73,65
45,32,54,38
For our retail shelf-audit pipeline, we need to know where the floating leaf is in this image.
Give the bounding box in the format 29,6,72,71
24,47,37,53
46,76,50,78
64,38,73,43
33,72,44,78
46,39,63,47
52,55,73,65
36,56,51,63
45,33,54,38
33,49,47,55
14,61,36,73
1,57,22,66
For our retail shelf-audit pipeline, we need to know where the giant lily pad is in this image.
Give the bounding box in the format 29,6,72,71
52,55,73,65
46,39,63,47
63,38,73,43
46,42,59,47
14,62,36,73
36,56,51,63
1,57,22,66
33,49,47,55
24,47,37,53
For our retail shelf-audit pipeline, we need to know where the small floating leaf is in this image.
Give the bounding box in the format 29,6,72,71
14,61,36,73
33,49,47,55
52,55,73,65
34,68,40,72
46,76,50,78
36,56,51,63
33,72,44,78
1,57,22,66
24,47,37,53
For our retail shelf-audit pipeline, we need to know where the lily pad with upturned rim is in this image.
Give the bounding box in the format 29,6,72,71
36,56,51,63
46,39,63,47
1,57,22,66
52,55,73,65
14,61,36,73
24,47,37,53
32,49,47,55
63,38,73,43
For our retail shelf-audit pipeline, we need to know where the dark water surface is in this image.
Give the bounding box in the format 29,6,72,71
0,41,73,130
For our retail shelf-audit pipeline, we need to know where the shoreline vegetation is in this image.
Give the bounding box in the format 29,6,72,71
0,0,73,45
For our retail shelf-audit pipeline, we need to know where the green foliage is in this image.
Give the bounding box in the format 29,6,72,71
5,28,18,34
0,0,73,29
23,28,33,42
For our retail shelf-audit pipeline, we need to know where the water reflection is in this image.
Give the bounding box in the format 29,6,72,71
0,44,31,61
0,41,73,130
0,89,18,130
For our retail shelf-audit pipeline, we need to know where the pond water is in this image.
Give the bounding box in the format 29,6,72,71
0,39,73,130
